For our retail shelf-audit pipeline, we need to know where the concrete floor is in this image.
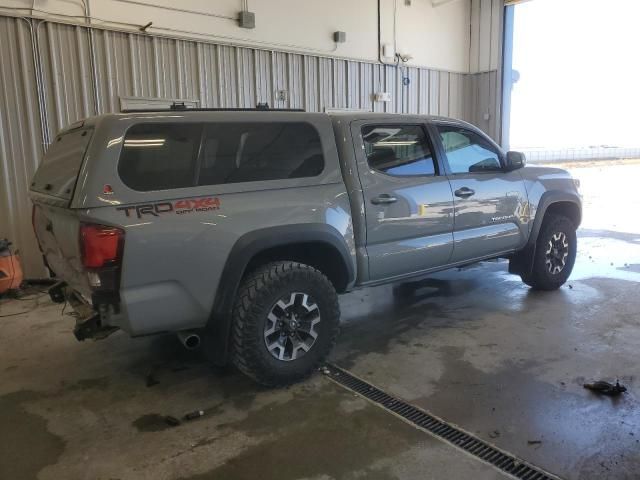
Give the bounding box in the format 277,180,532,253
2,160,640,480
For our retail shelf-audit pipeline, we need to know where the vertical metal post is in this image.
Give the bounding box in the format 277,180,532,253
27,18,51,149
501,4,515,150
85,0,100,115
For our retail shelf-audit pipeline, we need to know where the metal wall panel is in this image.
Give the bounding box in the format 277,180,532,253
470,0,503,73
39,22,95,139
462,70,502,141
466,0,504,145
0,17,44,277
0,15,489,277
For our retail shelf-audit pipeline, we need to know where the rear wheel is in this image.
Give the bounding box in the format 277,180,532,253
521,214,577,290
231,261,340,386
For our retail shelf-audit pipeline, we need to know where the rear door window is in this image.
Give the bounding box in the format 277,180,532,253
197,122,324,186
31,127,94,200
118,123,202,191
361,124,437,176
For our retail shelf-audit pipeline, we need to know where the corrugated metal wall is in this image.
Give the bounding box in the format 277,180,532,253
469,0,503,73
466,70,502,141
467,0,504,141
0,15,499,277
0,17,44,278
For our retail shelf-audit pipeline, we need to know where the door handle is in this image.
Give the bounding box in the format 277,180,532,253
371,194,398,205
454,187,475,199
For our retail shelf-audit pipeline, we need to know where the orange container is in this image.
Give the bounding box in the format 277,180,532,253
0,252,24,293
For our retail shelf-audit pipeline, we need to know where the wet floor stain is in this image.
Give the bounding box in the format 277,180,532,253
335,278,479,368
416,346,640,480
0,390,65,480
132,413,180,432
72,376,111,391
180,383,426,480
570,236,640,282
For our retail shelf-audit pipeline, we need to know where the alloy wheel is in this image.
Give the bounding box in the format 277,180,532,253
545,231,569,275
264,292,321,361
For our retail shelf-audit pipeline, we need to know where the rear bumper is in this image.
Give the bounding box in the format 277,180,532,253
49,282,119,341
50,280,209,338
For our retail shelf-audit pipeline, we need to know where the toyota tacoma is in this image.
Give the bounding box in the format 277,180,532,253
30,109,581,385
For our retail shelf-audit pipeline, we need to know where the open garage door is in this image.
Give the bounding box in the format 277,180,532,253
502,0,640,161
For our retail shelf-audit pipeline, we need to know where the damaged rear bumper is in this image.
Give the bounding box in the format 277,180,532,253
48,282,119,341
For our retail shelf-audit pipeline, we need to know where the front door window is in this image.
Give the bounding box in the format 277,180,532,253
437,126,502,174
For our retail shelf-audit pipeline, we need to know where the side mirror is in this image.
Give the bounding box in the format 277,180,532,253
505,151,526,171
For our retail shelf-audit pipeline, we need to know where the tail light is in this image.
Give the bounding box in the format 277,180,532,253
80,224,124,299
80,224,124,269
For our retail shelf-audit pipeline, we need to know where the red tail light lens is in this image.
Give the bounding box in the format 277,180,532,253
80,224,124,268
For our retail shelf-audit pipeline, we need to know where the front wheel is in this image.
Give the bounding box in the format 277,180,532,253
521,214,577,290
230,261,340,386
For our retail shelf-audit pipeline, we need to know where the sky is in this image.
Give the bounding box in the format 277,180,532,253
509,0,640,149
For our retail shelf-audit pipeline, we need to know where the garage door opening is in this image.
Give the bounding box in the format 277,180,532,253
502,0,640,162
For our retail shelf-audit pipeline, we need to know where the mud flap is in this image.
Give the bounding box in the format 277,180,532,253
508,243,536,277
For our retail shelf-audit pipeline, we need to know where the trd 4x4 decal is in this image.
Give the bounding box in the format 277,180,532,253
117,197,221,218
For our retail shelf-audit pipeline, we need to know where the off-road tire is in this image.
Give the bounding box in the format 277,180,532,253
521,214,577,291
231,261,340,386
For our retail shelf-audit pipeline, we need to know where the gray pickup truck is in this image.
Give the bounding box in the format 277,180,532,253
30,109,581,385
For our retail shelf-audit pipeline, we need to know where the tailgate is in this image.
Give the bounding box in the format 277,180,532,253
32,200,91,297
30,125,94,296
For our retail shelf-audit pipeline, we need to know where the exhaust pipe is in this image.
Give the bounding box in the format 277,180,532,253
177,330,201,350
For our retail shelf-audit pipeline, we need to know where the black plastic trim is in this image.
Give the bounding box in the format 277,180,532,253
510,190,581,277
206,223,355,365
527,190,582,247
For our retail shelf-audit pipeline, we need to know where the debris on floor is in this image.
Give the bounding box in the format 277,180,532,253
528,440,542,445
164,415,181,427
184,409,205,421
488,430,500,439
583,380,627,396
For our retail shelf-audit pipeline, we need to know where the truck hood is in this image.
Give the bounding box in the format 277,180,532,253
519,165,574,182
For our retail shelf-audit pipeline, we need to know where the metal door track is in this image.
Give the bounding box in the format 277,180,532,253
323,364,562,480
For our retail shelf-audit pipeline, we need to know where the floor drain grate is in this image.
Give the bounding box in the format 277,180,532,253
323,363,561,480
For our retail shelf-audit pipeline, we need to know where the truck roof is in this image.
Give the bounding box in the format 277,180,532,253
60,109,472,136
325,111,462,124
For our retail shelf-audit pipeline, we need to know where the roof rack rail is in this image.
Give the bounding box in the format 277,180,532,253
121,102,305,113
